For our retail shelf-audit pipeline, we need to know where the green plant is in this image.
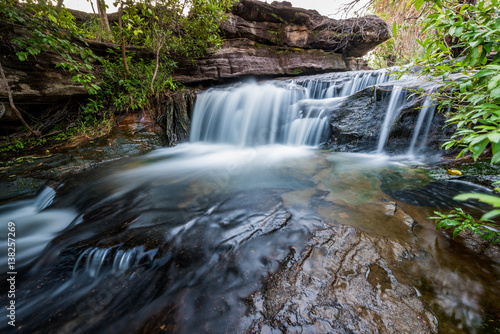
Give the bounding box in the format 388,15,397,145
411,0,500,163
370,0,426,68
429,180,500,242
1,0,101,93
429,207,499,243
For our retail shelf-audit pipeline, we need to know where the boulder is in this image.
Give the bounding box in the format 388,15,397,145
173,39,355,84
176,0,391,84
223,0,391,57
324,81,455,154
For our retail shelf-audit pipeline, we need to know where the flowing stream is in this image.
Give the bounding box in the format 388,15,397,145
0,70,499,333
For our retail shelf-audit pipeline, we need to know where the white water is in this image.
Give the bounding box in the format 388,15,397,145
407,94,437,156
0,187,78,271
376,86,407,153
190,70,391,147
191,70,441,154
73,246,159,278
294,70,390,99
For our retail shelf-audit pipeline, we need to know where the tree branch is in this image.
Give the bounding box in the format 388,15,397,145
0,60,40,137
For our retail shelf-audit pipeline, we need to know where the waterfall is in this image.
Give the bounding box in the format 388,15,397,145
294,70,390,99
190,69,441,156
407,94,437,156
190,70,391,147
73,246,158,278
376,86,407,153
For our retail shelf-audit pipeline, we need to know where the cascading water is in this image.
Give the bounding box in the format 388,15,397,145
190,70,392,147
1,69,495,334
190,69,443,156
376,86,407,153
293,69,390,99
407,93,438,156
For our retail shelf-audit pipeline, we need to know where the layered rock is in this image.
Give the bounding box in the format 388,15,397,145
224,0,391,57
0,1,391,107
173,39,349,84
242,224,437,333
175,0,391,83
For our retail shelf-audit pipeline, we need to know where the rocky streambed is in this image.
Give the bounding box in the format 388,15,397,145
0,142,499,333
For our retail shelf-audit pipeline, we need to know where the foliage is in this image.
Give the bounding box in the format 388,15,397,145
429,207,499,243
0,0,101,93
429,180,500,242
407,0,500,241
369,0,426,68
0,0,233,147
84,52,180,115
411,0,500,163
0,113,113,153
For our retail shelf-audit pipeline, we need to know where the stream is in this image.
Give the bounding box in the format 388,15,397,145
0,70,499,333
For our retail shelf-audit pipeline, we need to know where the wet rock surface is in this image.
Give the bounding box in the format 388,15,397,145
0,114,165,201
240,224,436,333
0,147,499,333
325,81,455,154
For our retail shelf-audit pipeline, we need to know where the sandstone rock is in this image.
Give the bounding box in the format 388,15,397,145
223,0,391,57
241,224,437,333
173,39,349,84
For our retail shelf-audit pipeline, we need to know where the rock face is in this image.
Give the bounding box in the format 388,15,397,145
241,224,437,333
175,0,391,84
224,0,391,57
325,81,455,154
173,39,349,84
0,1,391,108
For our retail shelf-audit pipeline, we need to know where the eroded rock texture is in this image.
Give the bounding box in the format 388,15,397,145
224,0,391,57
241,224,436,333
173,39,348,84
0,1,391,107
175,0,391,84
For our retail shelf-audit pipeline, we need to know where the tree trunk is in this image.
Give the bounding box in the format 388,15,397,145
57,0,64,9
96,0,111,34
118,1,131,76
0,60,40,137
150,37,165,94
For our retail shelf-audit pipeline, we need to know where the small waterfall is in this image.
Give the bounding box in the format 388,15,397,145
285,110,330,146
73,246,158,278
376,86,407,153
190,69,443,156
190,70,392,147
407,94,437,155
190,81,329,146
293,70,390,99
34,187,55,210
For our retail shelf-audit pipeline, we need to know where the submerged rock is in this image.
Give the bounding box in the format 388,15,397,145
241,224,436,333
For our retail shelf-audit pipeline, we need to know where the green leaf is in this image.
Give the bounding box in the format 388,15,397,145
48,14,57,24
488,74,500,91
488,132,500,143
491,86,500,99
454,193,500,207
415,0,424,11
491,150,500,164
482,209,500,220
452,226,463,238
392,22,397,37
